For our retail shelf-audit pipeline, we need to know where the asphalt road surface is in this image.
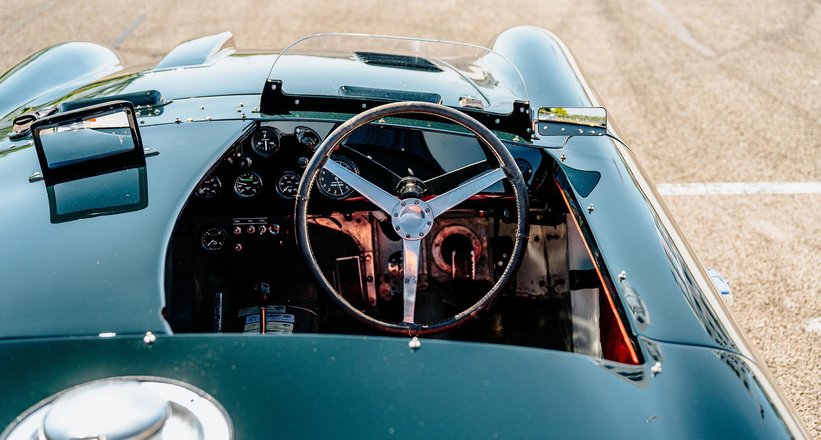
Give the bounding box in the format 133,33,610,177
1,0,818,436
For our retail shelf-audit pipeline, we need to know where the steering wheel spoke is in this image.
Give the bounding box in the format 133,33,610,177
428,168,506,216
401,238,422,324
322,158,399,213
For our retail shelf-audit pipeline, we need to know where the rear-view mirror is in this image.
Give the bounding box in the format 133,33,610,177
31,101,145,185
537,107,607,137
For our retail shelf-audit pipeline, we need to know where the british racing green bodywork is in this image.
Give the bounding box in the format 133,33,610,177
0,27,808,438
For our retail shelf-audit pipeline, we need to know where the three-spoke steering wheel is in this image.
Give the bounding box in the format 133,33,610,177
296,101,529,335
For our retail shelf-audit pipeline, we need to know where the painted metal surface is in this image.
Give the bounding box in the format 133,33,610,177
0,42,122,130
0,27,808,438
154,31,236,70
0,119,252,338
0,335,794,439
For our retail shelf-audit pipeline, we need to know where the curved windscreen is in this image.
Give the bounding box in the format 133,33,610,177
266,33,529,115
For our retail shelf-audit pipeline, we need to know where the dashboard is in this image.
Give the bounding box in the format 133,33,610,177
168,120,552,340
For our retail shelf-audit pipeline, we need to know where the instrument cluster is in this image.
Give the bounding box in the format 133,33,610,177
192,124,361,204
190,123,364,253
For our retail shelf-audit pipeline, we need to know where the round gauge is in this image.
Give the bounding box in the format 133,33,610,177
194,175,222,199
295,126,321,151
201,227,227,251
317,156,359,200
234,171,263,198
276,171,300,199
251,127,281,157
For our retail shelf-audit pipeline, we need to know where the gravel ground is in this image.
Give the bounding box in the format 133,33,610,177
1,0,818,436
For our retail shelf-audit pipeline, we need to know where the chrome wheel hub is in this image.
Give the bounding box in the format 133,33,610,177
391,198,433,240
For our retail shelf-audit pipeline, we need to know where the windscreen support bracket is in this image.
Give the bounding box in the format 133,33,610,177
259,79,534,140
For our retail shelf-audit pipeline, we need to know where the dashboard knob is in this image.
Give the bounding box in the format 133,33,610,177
268,224,280,236
233,226,242,235
297,156,309,169
246,225,256,234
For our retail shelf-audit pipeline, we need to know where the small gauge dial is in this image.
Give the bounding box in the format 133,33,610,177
234,171,263,198
276,171,300,199
317,156,359,200
194,175,222,199
251,127,281,157
201,227,227,251
295,126,321,151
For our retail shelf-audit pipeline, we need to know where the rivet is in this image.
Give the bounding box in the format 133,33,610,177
361,103,367,109
206,116,213,121
236,108,242,112
174,118,181,124
401,201,406,206
186,118,193,123
239,103,244,107
651,362,662,376
408,337,421,350
586,204,594,213
618,271,627,281
425,208,430,213
395,226,400,231
394,213,399,217
560,152,566,162
200,106,205,110
419,232,424,237
426,221,431,225
241,113,247,120
414,200,419,205
494,118,500,124
271,83,277,90
143,331,156,345
294,99,300,105
405,234,411,238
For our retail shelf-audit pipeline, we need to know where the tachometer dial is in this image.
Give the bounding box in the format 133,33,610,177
276,171,300,199
201,227,227,251
317,156,359,200
251,127,281,157
194,175,222,199
234,171,263,198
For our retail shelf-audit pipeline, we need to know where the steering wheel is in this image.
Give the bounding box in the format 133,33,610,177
295,101,529,335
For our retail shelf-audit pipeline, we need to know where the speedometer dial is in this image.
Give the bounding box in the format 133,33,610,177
276,171,300,199
234,172,263,198
317,156,359,200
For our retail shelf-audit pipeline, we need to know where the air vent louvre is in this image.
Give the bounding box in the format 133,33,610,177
354,52,442,72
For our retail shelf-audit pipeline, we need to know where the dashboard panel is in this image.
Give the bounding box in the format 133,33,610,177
169,120,551,339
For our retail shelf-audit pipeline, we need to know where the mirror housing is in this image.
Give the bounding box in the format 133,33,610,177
31,101,145,185
537,107,607,137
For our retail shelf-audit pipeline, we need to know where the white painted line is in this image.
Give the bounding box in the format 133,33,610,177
807,317,821,335
646,0,717,58
657,182,821,195
111,14,146,49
